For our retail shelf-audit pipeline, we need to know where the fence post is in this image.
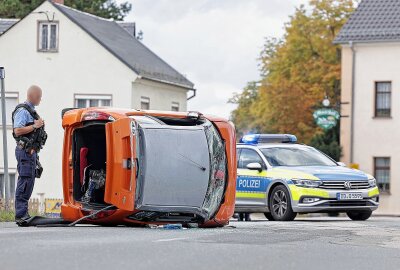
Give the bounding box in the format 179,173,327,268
0,67,10,210
37,192,45,215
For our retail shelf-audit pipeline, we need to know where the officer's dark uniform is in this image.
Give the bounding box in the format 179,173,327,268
12,102,47,222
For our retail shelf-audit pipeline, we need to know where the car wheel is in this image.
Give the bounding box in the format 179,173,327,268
328,212,340,217
269,185,297,221
346,210,372,221
264,212,274,221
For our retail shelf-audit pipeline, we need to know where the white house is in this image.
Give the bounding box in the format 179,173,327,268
0,0,195,199
334,0,400,215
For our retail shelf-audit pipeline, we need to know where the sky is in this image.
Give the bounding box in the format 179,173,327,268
118,0,309,119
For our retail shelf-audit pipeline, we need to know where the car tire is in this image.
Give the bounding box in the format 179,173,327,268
264,212,274,221
346,210,372,221
268,185,297,221
328,212,340,217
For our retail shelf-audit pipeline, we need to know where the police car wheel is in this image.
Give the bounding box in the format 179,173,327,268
269,185,297,221
264,212,274,221
346,210,372,221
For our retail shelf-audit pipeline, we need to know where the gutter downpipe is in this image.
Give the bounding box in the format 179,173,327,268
349,41,356,164
187,88,196,100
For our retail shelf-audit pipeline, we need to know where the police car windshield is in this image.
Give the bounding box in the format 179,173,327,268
260,147,337,167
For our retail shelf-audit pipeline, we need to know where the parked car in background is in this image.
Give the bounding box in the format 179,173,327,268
60,108,236,227
235,134,379,221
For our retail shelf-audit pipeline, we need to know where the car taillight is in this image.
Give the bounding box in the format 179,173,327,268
82,111,115,121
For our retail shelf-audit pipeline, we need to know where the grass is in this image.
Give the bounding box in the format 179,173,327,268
0,210,41,222
0,210,15,222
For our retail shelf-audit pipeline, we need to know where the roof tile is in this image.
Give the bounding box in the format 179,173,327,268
52,3,193,88
334,0,400,43
0,19,19,35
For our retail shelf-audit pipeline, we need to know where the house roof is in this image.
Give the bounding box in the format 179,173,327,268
0,19,19,35
334,0,400,44
51,2,194,89
117,22,136,37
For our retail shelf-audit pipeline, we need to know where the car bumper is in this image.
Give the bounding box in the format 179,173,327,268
289,185,380,213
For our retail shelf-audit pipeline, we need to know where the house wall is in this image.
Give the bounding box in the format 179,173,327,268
131,78,188,111
340,42,400,215
0,1,137,198
340,46,353,165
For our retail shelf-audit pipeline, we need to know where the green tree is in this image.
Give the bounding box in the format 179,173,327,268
0,0,132,20
309,124,342,161
229,81,259,139
0,0,42,18
230,0,354,147
64,0,131,20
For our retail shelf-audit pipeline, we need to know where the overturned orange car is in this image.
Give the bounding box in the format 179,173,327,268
60,108,236,227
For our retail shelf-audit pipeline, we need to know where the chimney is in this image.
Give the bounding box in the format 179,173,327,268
52,0,64,4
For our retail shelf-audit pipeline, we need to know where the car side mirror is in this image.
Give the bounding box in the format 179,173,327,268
246,162,263,172
337,162,346,167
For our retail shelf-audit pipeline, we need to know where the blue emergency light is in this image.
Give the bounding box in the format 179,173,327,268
240,134,297,144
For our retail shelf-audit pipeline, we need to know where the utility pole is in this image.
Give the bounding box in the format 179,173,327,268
0,67,10,210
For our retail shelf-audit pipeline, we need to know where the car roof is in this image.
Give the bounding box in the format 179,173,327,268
237,143,312,149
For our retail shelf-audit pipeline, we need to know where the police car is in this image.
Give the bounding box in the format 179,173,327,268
235,134,379,221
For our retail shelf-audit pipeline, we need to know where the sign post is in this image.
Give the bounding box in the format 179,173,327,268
0,67,10,209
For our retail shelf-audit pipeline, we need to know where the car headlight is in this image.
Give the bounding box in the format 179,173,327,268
292,179,322,188
368,178,377,187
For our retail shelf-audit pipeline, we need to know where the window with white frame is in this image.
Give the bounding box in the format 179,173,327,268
171,102,179,112
38,21,59,52
0,92,18,125
375,82,391,117
140,96,150,110
374,157,390,193
74,95,112,108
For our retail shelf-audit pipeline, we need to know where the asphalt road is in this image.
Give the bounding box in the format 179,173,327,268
1,215,400,270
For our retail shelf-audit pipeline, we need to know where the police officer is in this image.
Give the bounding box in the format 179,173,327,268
13,85,45,224
238,213,251,222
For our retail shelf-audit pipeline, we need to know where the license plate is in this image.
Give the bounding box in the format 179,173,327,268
337,193,363,200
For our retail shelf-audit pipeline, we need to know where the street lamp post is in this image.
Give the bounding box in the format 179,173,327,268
322,96,330,107
0,67,10,209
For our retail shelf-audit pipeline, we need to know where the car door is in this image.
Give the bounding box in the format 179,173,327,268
104,118,137,211
236,148,270,208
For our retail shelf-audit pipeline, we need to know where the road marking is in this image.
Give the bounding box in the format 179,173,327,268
153,237,188,242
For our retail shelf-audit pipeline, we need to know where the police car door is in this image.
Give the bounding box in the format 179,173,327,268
236,148,269,208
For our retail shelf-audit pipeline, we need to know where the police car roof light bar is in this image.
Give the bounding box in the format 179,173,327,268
240,134,297,144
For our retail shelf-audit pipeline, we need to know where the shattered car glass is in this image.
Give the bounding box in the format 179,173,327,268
202,121,227,219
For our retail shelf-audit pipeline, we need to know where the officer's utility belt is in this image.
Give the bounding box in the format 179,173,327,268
16,140,43,178
16,140,36,152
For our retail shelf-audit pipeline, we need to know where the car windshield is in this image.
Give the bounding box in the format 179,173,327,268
260,147,337,167
129,115,163,125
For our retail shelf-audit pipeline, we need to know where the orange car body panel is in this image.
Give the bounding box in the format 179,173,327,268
61,108,237,227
